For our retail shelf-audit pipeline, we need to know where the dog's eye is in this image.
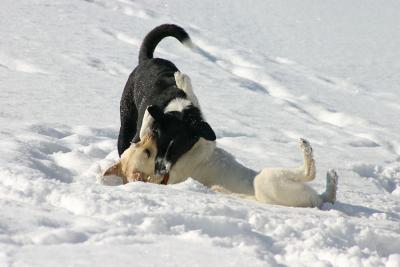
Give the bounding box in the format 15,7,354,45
144,149,151,158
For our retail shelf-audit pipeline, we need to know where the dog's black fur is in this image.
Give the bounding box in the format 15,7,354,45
118,24,216,175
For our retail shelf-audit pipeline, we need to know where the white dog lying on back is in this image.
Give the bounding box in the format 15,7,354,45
104,72,338,208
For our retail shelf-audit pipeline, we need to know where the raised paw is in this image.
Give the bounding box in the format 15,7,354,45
174,71,185,89
175,71,192,90
299,138,313,157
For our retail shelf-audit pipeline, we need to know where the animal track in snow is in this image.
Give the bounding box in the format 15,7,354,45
191,37,368,130
30,124,72,139
0,55,47,74
0,63,9,70
114,32,140,46
100,28,140,47
348,138,380,148
121,6,155,19
187,32,400,169
14,60,47,74
352,163,400,196
4,124,118,183
84,0,157,20
67,51,130,76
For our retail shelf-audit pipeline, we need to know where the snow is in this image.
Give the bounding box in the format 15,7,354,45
1,0,400,266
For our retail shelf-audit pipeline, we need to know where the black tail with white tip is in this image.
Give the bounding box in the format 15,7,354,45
138,24,192,63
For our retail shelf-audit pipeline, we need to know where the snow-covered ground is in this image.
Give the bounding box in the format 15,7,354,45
1,0,400,266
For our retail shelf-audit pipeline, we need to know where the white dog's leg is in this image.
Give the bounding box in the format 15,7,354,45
174,71,200,108
253,139,337,208
254,168,323,207
259,138,316,183
290,138,316,182
254,169,339,208
320,169,338,203
274,138,316,182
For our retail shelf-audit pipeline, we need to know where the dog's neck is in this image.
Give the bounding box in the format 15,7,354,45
139,99,200,140
169,138,257,195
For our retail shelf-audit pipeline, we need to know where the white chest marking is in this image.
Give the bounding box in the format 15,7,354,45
164,98,191,113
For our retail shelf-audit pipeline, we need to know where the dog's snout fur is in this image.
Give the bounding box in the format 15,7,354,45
155,158,171,176
103,134,158,184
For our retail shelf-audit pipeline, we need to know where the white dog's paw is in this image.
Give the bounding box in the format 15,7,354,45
299,138,315,180
299,138,313,157
174,71,182,82
175,71,192,90
325,169,338,203
327,169,338,188
174,71,185,88
174,71,201,109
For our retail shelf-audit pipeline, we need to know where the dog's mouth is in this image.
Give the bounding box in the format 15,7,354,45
160,172,169,185
127,171,147,183
127,172,169,185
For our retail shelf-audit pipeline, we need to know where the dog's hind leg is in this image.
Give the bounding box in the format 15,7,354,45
253,139,325,207
174,71,200,108
296,138,316,182
320,169,338,204
280,138,316,182
253,145,338,208
260,138,316,183
254,169,323,207
254,169,339,207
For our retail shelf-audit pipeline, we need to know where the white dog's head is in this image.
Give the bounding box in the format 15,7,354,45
103,134,164,184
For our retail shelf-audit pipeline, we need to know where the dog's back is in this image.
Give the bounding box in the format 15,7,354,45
118,25,192,155
133,24,192,109
132,58,182,112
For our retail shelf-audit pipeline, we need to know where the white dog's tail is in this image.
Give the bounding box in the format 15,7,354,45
138,24,193,63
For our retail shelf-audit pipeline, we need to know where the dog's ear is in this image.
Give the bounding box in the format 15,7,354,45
147,105,164,122
103,161,121,177
193,121,216,141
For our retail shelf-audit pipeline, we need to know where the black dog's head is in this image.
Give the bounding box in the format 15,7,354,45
147,105,216,175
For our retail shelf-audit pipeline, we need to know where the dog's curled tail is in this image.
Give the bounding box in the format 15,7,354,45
139,24,193,63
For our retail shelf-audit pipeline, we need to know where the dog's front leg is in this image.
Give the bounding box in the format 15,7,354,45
118,116,137,156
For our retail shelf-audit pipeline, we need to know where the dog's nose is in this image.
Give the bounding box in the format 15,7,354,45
155,159,168,176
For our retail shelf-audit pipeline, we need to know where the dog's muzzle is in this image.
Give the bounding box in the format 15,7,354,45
155,158,171,176
155,159,170,185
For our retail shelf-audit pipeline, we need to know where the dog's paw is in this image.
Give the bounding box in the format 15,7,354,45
299,138,313,156
175,71,191,90
325,169,338,203
174,71,184,88
327,169,338,187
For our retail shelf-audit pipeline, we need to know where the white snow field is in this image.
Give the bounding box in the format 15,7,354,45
1,0,400,266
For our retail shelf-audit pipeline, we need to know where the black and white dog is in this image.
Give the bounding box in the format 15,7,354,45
118,24,216,177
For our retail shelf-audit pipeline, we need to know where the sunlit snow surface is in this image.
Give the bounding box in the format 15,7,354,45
0,0,400,266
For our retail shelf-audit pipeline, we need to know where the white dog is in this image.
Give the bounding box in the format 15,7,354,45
104,72,338,208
